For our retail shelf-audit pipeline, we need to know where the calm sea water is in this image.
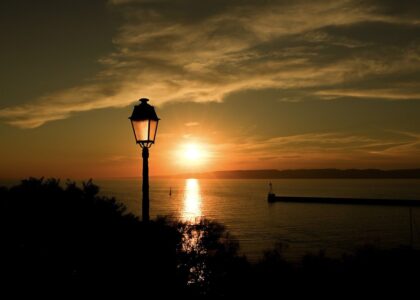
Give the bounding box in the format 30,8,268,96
3,178,420,261
95,178,420,261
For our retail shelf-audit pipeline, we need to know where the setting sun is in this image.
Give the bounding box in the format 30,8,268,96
185,144,201,161
174,142,212,169
183,143,206,164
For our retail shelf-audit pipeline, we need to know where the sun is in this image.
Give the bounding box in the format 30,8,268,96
185,144,201,161
179,143,209,166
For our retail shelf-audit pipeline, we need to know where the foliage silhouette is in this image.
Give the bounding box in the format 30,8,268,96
0,178,250,297
175,219,250,297
2,178,420,297
1,178,179,295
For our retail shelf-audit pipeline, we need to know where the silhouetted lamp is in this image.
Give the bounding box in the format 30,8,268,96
129,98,160,222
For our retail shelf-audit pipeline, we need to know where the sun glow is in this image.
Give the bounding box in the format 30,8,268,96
181,143,208,165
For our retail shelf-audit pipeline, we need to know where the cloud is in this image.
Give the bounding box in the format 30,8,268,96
316,88,420,100
220,132,398,153
184,122,199,127
1,0,419,128
209,131,420,169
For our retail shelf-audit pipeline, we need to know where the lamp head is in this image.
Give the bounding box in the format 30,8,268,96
129,98,160,148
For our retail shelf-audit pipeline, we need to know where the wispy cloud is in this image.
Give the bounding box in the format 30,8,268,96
1,0,419,128
316,88,420,100
184,122,200,127
210,131,420,169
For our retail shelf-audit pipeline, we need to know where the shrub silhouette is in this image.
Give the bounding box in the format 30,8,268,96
1,178,180,295
0,178,249,297
2,178,420,297
175,219,251,297
253,244,420,297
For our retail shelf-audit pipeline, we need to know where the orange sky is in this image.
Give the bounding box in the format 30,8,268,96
1,0,420,179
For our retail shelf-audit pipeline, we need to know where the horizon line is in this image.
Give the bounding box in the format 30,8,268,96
1,167,420,181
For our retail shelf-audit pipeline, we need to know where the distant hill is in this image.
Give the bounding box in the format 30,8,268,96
179,169,420,179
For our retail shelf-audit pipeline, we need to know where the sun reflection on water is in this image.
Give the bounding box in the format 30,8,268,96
179,179,207,286
182,178,202,222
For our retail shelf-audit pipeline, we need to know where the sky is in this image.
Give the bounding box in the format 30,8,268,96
1,0,420,179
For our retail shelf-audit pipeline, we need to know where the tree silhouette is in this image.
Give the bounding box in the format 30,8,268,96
2,178,420,297
1,178,179,295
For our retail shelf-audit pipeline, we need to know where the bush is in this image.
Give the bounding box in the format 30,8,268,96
2,178,420,297
0,178,248,297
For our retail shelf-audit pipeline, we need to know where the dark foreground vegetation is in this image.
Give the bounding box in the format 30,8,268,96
1,178,420,297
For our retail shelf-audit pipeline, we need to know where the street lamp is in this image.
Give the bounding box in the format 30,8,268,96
129,98,160,222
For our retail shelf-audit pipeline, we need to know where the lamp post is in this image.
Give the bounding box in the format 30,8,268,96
129,98,160,222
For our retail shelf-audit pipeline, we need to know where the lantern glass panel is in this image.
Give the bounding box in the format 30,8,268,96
132,120,149,142
149,119,158,142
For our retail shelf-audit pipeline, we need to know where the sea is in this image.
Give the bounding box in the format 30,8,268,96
97,178,420,261
3,178,420,261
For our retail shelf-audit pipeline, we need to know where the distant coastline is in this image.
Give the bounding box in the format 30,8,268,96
175,168,420,179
